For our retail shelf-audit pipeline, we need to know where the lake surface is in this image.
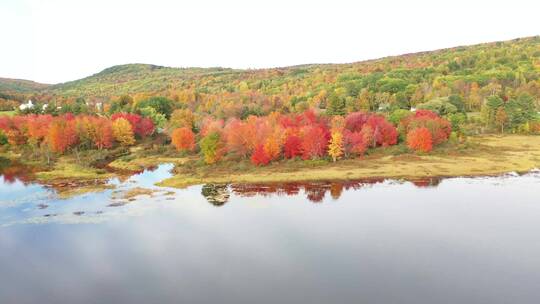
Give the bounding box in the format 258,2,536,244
1,163,540,304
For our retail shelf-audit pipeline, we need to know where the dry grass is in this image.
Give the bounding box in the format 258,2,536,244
116,187,157,200
107,147,190,171
35,156,114,182
56,184,115,199
160,135,540,188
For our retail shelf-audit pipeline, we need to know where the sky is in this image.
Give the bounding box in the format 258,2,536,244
1,0,539,84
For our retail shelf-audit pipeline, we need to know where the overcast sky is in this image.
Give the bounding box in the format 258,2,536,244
1,0,538,84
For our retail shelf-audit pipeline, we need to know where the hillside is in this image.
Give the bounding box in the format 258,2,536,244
47,64,239,97
0,78,50,102
1,36,539,115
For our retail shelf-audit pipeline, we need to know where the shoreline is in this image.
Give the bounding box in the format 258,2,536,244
158,135,540,188
2,135,540,190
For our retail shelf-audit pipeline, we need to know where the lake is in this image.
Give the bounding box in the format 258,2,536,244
1,163,540,304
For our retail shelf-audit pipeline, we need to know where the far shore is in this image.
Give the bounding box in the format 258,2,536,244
158,135,540,188
2,135,540,191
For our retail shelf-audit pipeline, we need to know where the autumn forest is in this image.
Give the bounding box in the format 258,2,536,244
0,36,539,182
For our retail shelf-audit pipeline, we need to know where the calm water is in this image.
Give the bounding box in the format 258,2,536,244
1,163,540,304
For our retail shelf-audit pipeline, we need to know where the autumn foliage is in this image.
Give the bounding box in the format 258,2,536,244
251,144,271,166
112,118,135,146
111,113,154,138
171,127,196,152
47,118,78,153
283,134,302,159
406,127,433,152
1,107,448,165
0,114,135,154
342,112,398,157
400,110,451,148
200,132,225,164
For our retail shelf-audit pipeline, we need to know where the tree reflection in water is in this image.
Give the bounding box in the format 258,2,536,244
0,157,36,185
201,184,230,206
202,177,445,205
411,177,442,188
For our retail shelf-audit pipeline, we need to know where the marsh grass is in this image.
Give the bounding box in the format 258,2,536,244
160,135,540,188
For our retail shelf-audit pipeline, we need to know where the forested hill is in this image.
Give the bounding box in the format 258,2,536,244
47,64,239,98
1,36,539,114
0,78,50,102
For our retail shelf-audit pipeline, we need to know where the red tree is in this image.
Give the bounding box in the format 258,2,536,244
300,125,329,160
27,114,53,144
283,134,302,158
345,112,369,132
366,115,398,147
400,110,451,146
47,118,78,154
251,144,270,166
407,127,433,152
224,118,256,157
112,113,154,138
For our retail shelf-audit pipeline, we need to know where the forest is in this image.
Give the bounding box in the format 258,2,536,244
0,36,539,175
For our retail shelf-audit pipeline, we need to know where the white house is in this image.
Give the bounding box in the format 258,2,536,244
19,100,34,111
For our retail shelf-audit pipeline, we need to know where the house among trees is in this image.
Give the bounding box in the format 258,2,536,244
19,100,34,111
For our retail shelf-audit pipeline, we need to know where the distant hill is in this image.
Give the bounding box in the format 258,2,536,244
1,36,539,111
48,64,239,98
0,78,50,101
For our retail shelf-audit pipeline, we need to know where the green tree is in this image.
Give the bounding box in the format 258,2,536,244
109,95,133,114
448,95,466,113
139,107,167,130
326,92,346,115
505,93,537,129
135,96,174,118
200,132,224,164
416,97,458,116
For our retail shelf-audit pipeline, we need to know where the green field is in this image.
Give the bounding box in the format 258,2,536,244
0,111,16,116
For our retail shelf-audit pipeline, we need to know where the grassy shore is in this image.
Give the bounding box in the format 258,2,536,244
3,135,540,190
159,135,540,188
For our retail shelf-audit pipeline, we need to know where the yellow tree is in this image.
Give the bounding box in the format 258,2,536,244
468,82,482,111
495,107,508,133
112,118,135,146
328,130,344,162
264,128,283,161
169,108,195,130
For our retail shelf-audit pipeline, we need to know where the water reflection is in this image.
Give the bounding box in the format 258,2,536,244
206,177,442,205
0,163,178,226
0,158,525,224
0,157,37,184
2,166,540,303
229,180,384,203
201,184,230,206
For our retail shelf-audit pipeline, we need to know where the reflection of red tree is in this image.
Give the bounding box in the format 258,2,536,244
304,184,328,203
229,177,443,203
282,183,300,196
0,165,34,184
411,177,442,188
